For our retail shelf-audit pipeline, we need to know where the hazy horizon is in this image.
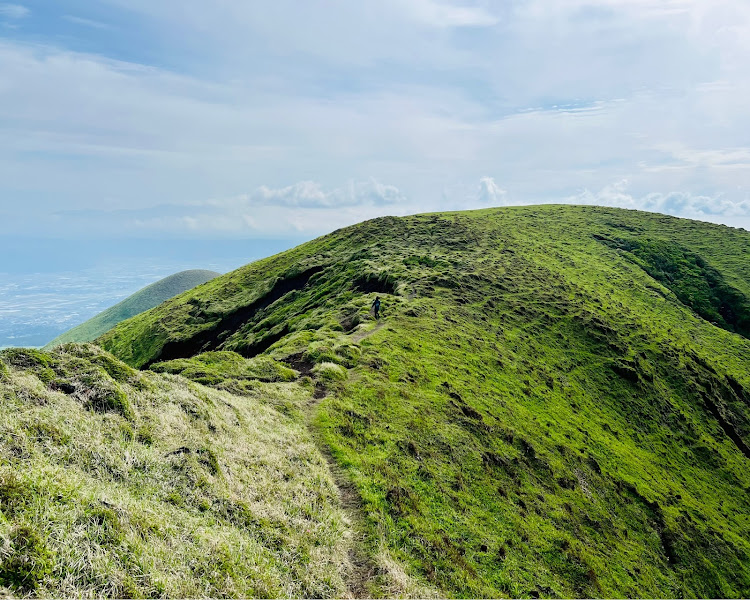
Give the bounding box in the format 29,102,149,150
0,237,306,348
2,0,750,345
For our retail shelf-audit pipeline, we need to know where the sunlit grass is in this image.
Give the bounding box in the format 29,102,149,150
6,205,750,597
0,344,349,597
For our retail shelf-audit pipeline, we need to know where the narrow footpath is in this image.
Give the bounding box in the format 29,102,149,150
296,320,388,597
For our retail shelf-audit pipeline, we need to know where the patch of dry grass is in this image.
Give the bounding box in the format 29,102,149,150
0,344,350,598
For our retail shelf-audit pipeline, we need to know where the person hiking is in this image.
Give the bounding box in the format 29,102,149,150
372,296,382,319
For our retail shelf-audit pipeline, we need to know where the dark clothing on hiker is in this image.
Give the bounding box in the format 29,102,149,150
372,297,381,319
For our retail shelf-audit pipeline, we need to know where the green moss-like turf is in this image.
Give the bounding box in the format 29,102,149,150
8,205,750,597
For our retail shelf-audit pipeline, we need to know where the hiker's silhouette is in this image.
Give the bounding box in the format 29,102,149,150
372,296,381,319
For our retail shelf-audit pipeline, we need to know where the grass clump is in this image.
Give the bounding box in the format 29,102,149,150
0,523,53,593
333,342,361,367
59,343,140,384
1,348,52,370
313,362,348,383
152,351,296,384
0,345,136,420
0,470,30,515
303,341,358,367
304,341,339,365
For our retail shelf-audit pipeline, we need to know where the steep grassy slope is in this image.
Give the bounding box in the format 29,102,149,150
44,270,220,348
0,344,350,598
97,205,750,598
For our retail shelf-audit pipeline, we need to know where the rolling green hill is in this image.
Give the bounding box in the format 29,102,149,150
43,270,221,349
3,205,750,597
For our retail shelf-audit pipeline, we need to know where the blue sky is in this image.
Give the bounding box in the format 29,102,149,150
2,0,750,241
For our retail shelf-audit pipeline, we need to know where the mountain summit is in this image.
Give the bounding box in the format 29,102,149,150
2,205,749,597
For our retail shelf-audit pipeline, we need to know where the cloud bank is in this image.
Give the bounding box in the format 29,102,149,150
0,0,748,237
566,180,750,223
247,179,406,209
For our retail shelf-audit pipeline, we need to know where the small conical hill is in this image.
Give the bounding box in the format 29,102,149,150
44,269,220,348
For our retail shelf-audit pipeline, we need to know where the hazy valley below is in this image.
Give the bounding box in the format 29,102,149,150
0,238,302,349
0,265,194,348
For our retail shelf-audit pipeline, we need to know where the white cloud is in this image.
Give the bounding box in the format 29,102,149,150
251,179,406,208
97,0,491,71
49,179,412,236
62,15,112,30
129,202,412,236
566,180,750,221
651,144,750,170
395,0,498,28
476,177,508,206
2,0,750,236
0,3,28,19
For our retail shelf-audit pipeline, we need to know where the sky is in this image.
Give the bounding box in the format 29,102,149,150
1,0,750,245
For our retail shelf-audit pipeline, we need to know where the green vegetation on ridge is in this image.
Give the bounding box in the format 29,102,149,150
44,269,221,349
99,205,750,598
3,205,750,598
596,234,750,337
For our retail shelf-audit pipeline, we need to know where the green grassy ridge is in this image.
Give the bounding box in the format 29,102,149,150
0,344,351,598
44,269,221,349
99,206,750,370
98,205,750,597
594,234,750,337
316,295,750,597
96,222,401,368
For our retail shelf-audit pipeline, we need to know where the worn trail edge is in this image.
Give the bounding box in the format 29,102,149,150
298,322,388,598
351,320,386,343
314,425,376,599
304,395,376,599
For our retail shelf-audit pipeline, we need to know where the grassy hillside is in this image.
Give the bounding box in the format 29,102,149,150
97,205,750,598
4,205,749,597
0,344,351,597
44,270,220,349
